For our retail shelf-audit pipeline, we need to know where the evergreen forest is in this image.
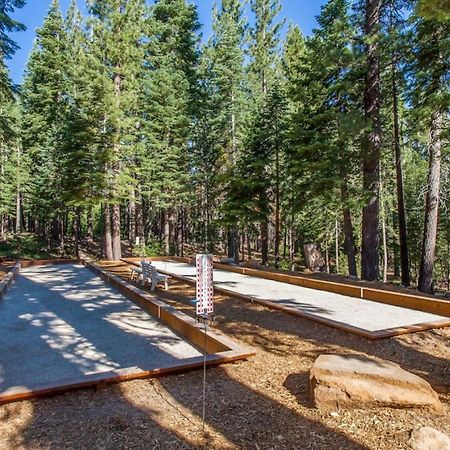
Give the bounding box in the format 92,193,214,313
1,0,449,294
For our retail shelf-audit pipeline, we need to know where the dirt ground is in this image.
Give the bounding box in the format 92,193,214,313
0,261,449,450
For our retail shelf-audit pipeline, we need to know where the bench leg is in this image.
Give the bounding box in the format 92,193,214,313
164,279,168,290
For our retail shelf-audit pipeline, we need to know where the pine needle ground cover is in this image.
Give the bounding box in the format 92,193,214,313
0,261,448,450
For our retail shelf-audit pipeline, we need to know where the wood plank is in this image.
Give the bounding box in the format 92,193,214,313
0,261,21,301
0,350,251,406
362,288,450,317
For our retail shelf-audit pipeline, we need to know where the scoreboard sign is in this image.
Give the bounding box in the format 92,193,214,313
196,254,214,317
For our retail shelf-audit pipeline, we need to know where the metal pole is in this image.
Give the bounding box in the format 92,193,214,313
202,318,207,434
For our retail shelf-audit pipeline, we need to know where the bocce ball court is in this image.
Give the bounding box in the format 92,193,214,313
123,257,450,339
0,260,253,405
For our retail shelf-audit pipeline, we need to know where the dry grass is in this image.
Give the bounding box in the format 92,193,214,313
0,261,448,449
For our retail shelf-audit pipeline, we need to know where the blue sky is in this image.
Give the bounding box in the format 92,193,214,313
7,0,327,84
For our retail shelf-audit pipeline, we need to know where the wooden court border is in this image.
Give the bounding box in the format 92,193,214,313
0,261,21,301
122,257,450,339
0,259,254,405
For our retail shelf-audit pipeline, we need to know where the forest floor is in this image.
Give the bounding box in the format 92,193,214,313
0,260,448,450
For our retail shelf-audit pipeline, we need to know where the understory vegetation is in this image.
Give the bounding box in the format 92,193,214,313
0,0,449,293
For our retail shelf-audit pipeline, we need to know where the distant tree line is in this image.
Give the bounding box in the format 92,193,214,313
0,0,449,293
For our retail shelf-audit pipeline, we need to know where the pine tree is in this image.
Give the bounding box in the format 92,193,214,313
409,4,450,292
287,0,363,275
88,0,147,260
0,0,26,98
249,0,284,96
202,0,248,261
21,0,68,243
361,0,383,281
246,0,284,265
140,0,200,255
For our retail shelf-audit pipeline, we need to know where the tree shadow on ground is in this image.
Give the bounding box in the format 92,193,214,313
146,274,449,393
213,298,450,390
0,385,197,449
0,264,199,394
158,365,369,449
0,366,371,450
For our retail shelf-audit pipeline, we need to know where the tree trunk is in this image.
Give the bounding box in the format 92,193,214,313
274,147,281,268
335,218,339,274
15,192,21,234
87,207,93,246
58,215,65,254
74,207,81,259
136,193,144,243
380,181,388,283
392,56,410,286
418,111,443,293
129,191,136,250
341,183,358,277
111,204,121,260
163,209,170,255
228,225,240,263
361,0,382,281
260,220,268,266
103,203,113,260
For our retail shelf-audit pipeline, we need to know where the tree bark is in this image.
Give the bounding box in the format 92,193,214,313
129,190,136,249
87,207,93,246
260,220,269,266
163,209,170,255
228,225,240,263
341,183,358,277
15,146,21,234
74,207,81,259
392,55,410,286
380,180,388,283
136,193,144,243
335,218,339,274
274,147,281,268
418,110,443,293
111,204,121,260
361,0,382,281
103,203,113,260
15,192,21,234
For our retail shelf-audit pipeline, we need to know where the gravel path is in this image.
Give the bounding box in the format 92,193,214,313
151,260,447,333
0,264,201,394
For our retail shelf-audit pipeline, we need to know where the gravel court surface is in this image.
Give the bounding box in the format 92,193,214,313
151,260,447,332
0,264,202,394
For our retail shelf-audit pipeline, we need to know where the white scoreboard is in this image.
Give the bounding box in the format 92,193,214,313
196,254,214,317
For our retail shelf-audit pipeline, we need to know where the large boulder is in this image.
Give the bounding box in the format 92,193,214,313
409,427,450,450
310,354,443,412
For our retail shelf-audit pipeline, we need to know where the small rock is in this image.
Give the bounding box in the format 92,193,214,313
219,257,236,265
330,411,339,417
310,354,443,412
241,258,261,269
409,427,450,450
